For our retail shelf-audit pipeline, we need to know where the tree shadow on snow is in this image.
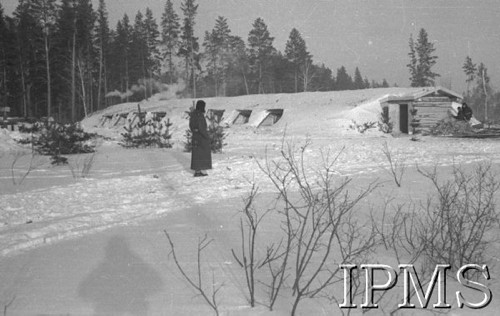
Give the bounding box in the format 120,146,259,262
78,236,163,315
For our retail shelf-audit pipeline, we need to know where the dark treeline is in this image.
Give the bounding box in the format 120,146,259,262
0,0,390,122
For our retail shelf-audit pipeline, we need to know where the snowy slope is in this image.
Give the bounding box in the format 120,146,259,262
0,88,496,257
81,87,423,143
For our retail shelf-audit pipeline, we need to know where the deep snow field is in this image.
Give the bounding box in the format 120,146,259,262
1,88,500,315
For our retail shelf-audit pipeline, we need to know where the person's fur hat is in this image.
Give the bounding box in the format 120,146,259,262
195,100,206,112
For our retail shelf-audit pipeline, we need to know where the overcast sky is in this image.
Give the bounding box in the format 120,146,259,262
3,0,500,91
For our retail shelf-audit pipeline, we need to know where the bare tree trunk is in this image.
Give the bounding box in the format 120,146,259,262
258,63,263,94
97,42,103,110
168,51,174,85
18,55,27,117
89,64,93,114
27,83,32,117
71,21,76,122
104,63,108,108
44,34,51,118
241,69,249,95
482,69,488,123
125,54,129,103
142,56,147,100
294,67,298,93
77,58,88,117
191,43,196,98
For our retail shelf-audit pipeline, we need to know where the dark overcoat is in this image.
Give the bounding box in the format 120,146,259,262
190,110,212,170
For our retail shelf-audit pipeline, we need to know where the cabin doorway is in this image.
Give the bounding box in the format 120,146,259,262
399,104,409,133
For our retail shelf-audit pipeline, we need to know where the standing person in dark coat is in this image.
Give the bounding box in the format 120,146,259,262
190,100,212,177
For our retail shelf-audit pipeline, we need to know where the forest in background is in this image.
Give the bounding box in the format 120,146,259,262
0,0,498,123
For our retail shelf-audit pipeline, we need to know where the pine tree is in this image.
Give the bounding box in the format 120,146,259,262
31,0,58,118
407,28,439,87
131,10,147,94
0,3,16,114
95,0,110,110
462,56,476,97
363,77,370,89
14,0,45,117
335,66,353,90
310,63,334,92
229,35,249,95
247,17,275,94
475,63,491,122
203,16,233,96
213,16,232,96
353,67,364,90
161,0,180,84
179,0,199,97
407,34,419,87
285,28,310,93
111,15,133,99
144,8,160,86
74,0,95,117
203,29,219,96
53,0,77,120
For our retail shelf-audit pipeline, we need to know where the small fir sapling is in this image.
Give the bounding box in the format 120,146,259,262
409,106,421,141
17,121,96,165
183,108,227,153
410,106,420,134
207,112,227,153
379,106,393,133
120,106,173,148
183,107,194,152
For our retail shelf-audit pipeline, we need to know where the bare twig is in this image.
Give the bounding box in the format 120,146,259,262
2,295,16,316
68,151,96,179
164,231,221,316
381,141,406,187
256,137,379,315
9,147,43,185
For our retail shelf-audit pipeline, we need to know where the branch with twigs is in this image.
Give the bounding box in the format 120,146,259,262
9,147,44,185
2,295,16,316
381,141,406,187
164,231,222,316
256,136,379,316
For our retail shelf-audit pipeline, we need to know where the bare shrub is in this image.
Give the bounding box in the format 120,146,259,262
231,184,267,308
9,149,44,185
231,183,290,311
350,120,377,133
68,152,96,179
258,138,379,315
2,295,16,316
374,162,499,314
416,163,499,269
372,200,432,315
164,231,222,316
381,141,406,187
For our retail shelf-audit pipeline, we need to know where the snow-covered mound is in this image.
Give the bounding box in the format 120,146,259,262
0,129,26,152
80,87,424,142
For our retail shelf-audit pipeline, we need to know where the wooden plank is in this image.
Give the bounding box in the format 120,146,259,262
414,102,451,108
0,107,10,112
416,109,448,115
418,97,452,102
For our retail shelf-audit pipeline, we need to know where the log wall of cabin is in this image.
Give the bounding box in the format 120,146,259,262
413,100,451,131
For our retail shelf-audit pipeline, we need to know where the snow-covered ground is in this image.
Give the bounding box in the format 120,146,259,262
1,88,500,315
2,88,498,257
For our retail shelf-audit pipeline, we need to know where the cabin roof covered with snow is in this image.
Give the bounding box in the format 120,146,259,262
380,86,463,103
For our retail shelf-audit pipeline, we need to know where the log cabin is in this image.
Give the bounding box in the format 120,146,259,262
380,86,463,134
